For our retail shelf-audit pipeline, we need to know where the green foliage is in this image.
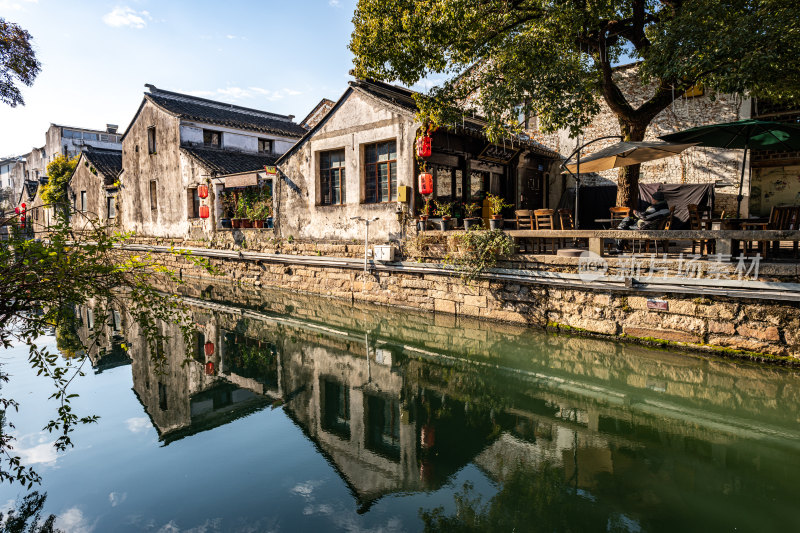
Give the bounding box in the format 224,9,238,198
351,0,800,204
0,205,218,487
420,199,432,217
485,193,511,216
433,200,453,217
40,155,78,209
464,202,481,217
0,18,41,108
448,228,514,282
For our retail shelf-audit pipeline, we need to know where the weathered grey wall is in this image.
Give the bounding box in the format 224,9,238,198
278,91,417,242
120,101,190,238
68,154,116,232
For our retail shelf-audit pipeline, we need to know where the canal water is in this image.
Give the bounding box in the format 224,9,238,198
1,281,799,532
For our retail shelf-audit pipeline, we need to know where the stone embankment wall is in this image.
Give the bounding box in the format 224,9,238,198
149,245,800,360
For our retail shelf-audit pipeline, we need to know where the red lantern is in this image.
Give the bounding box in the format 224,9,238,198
14,207,19,214
21,203,26,209
198,185,209,198
204,341,214,356
418,172,433,195
205,362,215,375
199,205,210,219
416,135,432,158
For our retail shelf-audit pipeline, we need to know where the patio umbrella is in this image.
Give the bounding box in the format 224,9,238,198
564,140,697,173
660,119,800,216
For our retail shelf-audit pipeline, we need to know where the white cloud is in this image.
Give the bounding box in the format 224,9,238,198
184,86,304,103
125,417,151,433
108,492,127,507
0,0,37,10
226,34,237,40
329,0,341,6
16,442,58,466
56,507,98,533
103,7,151,29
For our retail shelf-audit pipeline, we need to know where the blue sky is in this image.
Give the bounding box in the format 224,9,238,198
0,0,360,156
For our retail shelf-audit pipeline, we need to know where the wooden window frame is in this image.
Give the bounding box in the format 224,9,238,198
258,138,273,154
363,140,397,204
187,187,200,218
106,195,116,218
203,129,222,148
319,149,346,206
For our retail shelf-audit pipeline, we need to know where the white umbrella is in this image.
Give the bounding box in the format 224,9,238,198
565,141,697,173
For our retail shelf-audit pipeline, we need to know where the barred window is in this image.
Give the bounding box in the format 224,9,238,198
364,140,397,203
319,149,346,205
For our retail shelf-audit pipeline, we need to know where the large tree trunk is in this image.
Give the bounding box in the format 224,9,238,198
616,120,648,209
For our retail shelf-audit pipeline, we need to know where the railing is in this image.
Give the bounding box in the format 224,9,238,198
420,228,800,258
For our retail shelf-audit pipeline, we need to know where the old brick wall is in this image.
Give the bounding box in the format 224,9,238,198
153,250,800,359
533,64,749,214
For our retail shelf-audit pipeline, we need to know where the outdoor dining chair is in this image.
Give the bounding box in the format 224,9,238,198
609,207,631,227
688,204,714,255
515,209,534,252
533,209,557,253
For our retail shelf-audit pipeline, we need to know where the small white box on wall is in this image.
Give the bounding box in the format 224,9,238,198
373,245,395,262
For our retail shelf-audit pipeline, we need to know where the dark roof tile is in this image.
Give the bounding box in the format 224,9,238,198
146,87,307,138
181,146,277,176
83,148,122,185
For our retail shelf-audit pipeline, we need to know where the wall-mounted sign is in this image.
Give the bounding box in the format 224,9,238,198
264,165,277,177
646,299,669,311
224,172,259,188
478,143,520,164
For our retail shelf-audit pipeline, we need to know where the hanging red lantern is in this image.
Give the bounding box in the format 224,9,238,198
199,205,210,219
418,172,433,195
204,341,214,356
14,207,19,214
198,184,209,198
416,135,432,158
205,362,215,375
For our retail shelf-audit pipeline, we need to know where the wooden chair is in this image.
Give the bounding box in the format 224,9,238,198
688,204,713,255
557,208,580,248
768,205,800,257
533,208,557,253
609,207,631,227
515,209,534,252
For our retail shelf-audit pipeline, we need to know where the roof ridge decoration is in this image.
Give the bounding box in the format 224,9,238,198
145,84,294,122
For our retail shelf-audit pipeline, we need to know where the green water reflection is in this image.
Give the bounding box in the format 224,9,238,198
43,281,800,530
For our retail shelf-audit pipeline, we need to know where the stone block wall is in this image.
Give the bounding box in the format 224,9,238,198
155,250,800,360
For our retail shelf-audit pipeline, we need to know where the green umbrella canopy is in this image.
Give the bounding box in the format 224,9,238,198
659,119,800,150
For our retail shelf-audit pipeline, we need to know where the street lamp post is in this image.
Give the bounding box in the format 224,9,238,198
351,216,379,273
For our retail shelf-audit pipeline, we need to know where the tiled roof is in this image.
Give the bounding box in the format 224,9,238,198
83,148,122,186
351,79,560,158
181,146,278,176
145,85,307,138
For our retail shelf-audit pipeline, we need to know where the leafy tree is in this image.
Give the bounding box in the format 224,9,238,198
0,206,216,487
0,491,59,532
350,0,800,207
40,155,79,211
0,18,41,108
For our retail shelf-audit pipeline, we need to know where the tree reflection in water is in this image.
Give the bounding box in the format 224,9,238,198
0,491,59,533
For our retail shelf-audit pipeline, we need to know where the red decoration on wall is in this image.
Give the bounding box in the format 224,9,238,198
416,135,432,158
418,172,433,195
205,362,215,375
198,185,209,198
199,205,210,219
204,341,214,356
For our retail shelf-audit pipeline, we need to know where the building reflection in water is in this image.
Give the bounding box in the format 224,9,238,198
104,281,800,528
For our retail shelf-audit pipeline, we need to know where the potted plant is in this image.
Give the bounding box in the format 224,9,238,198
419,200,432,222
248,201,264,228
264,201,274,229
434,200,453,231
234,195,251,228
486,193,511,230
463,201,482,230
220,192,235,229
